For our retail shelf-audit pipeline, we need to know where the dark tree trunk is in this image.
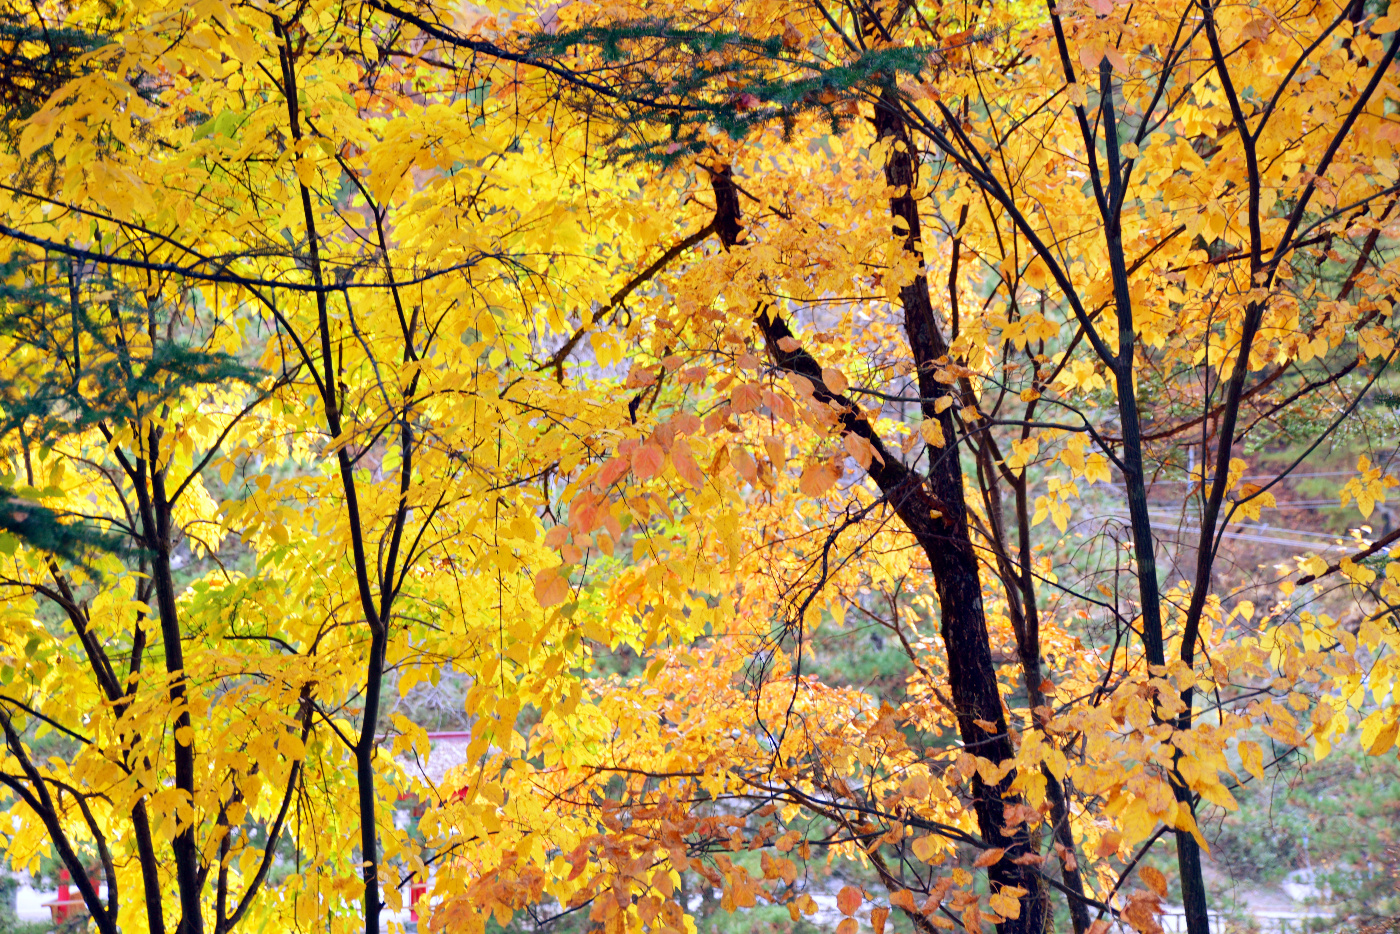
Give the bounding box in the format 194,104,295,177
872,88,1050,934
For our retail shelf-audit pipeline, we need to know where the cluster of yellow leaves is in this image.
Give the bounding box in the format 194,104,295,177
5,0,1400,933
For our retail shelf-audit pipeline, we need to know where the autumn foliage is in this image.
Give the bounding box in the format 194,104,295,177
2,1,1400,934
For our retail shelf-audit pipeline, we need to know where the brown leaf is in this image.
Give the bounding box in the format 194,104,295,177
1122,891,1163,934
782,19,803,49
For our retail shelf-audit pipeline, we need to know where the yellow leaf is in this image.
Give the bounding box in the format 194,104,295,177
1238,740,1264,781
912,835,940,862
988,890,1022,920
919,419,946,448
294,157,316,188
1299,554,1328,578
1366,716,1398,756
1341,557,1377,585
1084,453,1112,484
1235,489,1275,521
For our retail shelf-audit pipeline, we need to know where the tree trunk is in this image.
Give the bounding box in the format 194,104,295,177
728,158,1045,934
873,88,1049,934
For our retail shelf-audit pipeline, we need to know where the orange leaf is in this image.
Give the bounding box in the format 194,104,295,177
843,431,873,469
625,365,658,388
798,462,838,497
763,434,786,470
731,382,763,413
871,907,889,934
1095,832,1122,858
733,446,759,484
533,568,570,608
836,920,858,934
1139,866,1168,898
671,440,703,488
890,889,916,911
596,456,629,489
822,366,848,395
973,847,1005,868
632,443,665,480
837,886,863,916
1122,891,1163,934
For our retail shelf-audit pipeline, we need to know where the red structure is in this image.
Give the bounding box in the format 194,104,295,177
44,869,87,924
410,879,428,922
